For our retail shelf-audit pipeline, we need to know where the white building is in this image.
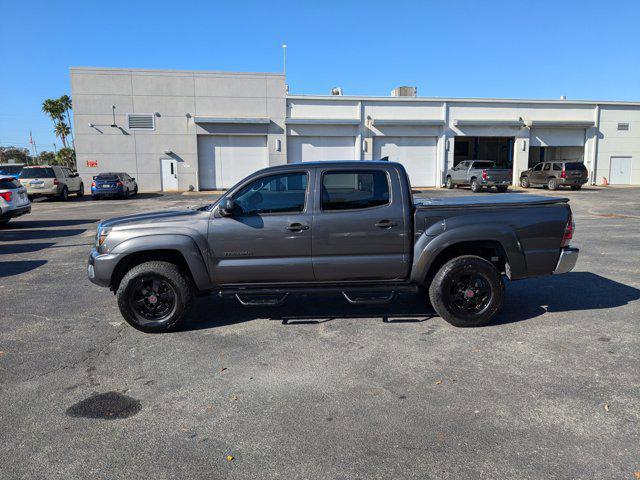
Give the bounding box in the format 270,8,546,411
70,67,640,191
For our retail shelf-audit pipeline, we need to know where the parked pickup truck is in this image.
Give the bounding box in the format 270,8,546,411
88,161,578,333
445,160,513,192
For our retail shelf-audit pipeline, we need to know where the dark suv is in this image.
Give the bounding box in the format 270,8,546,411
520,161,588,190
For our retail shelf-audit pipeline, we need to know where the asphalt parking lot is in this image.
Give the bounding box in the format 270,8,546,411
1,186,639,479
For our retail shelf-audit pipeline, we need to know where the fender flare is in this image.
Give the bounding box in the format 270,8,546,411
111,234,211,290
410,224,526,283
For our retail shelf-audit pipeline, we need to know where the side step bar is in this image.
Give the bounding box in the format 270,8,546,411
342,291,396,305
235,293,289,307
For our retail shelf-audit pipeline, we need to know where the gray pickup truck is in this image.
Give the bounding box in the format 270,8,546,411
445,160,512,192
88,161,578,332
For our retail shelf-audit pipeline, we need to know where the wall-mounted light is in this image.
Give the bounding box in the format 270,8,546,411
163,150,173,155
275,139,282,152
154,112,161,117
445,139,450,151
522,139,527,151
88,123,94,128
362,138,368,153
110,105,117,127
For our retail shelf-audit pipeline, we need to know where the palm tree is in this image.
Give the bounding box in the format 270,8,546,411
58,95,74,149
42,98,64,148
54,121,71,148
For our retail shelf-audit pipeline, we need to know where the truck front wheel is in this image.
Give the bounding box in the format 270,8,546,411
428,255,504,327
116,261,194,333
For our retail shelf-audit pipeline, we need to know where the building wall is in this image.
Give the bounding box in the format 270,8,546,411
71,67,640,189
71,68,286,192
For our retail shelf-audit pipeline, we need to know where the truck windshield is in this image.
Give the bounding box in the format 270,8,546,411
473,161,496,168
20,167,56,178
0,165,24,175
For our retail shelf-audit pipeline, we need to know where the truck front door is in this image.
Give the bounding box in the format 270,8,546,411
208,170,315,284
312,167,410,281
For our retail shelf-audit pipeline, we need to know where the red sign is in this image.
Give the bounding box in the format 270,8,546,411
86,160,98,168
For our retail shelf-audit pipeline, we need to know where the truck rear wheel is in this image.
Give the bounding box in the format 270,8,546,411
116,261,194,333
470,178,482,192
428,255,504,328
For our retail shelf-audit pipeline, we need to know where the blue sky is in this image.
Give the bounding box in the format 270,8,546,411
1,0,639,151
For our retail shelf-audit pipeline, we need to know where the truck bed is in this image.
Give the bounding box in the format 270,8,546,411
414,193,568,209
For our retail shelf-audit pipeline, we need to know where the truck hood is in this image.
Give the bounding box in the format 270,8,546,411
100,208,206,229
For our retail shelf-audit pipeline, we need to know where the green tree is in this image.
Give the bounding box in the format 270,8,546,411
0,146,32,164
54,121,71,148
37,150,56,165
55,147,76,169
58,95,74,149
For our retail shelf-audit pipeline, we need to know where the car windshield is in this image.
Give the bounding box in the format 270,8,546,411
95,173,121,181
565,162,587,171
20,167,55,178
473,161,496,168
0,165,24,175
0,178,21,189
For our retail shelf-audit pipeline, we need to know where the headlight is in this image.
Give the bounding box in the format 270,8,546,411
95,224,111,248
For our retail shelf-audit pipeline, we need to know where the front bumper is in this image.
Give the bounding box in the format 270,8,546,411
0,203,31,220
553,247,579,274
87,248,120,287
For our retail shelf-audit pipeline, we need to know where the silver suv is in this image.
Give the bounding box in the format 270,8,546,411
0,176,31,226
20,165,84,201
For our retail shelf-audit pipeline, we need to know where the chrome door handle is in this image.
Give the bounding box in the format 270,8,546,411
375,220,398,228
286,223,310,232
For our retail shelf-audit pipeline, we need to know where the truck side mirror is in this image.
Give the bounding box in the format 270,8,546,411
220,198,235,217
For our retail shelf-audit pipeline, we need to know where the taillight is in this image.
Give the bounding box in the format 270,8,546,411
560,169,566,179
116,181,123,187
91,181,96,187
482,169,488,180
561,213,574,247
53,179,60,185
0,191,12,202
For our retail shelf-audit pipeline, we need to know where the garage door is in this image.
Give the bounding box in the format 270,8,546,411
287,136,356,163
530,128,585,147
373,136,437,187
198,135,268,190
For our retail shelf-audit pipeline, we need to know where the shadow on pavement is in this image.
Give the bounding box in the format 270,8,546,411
493,272,640,325
0,228,86,242
0,260,47,278
180,272,639,332
0,242,56,255
2,219,98,229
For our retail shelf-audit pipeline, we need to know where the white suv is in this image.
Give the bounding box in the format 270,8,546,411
0,176,31,226
20,165,84,201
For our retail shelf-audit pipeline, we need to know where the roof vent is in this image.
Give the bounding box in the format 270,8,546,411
392,86,417,97
127,113,155,130
331,87,343,96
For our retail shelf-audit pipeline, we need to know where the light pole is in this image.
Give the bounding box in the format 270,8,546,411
282,44,287,76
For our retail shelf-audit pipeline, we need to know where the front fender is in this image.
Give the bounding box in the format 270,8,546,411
110,234,212,290
410,224,525,283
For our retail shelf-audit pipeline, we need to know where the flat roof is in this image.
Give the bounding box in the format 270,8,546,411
70,67,284,77
287,94,640,107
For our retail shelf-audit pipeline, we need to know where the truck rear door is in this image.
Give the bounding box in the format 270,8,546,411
311,166,410,281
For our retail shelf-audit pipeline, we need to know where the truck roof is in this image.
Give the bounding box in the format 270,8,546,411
258,161,403,171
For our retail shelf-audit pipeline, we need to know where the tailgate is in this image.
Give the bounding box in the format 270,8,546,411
484,169,512,182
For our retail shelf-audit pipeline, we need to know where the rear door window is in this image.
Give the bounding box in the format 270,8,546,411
20,167,56,178
0,178,20,189
543,163,551,171
322,170,390,211
552,163,562,171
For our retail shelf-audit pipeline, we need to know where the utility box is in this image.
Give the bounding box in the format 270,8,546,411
391,86,417,97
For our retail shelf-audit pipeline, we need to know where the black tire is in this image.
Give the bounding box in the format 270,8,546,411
428,255,504,328
445,176,454,189
496,186,508,193
520,176,530,188
27,195,34,202
571,185,582,191
77,183,84,197
59,186,69,201
92,195,100,200
122,188,129,199
133,185,138,196
470,178,482,192
116,261,194,333
548,178,558,190
0,219,10,227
